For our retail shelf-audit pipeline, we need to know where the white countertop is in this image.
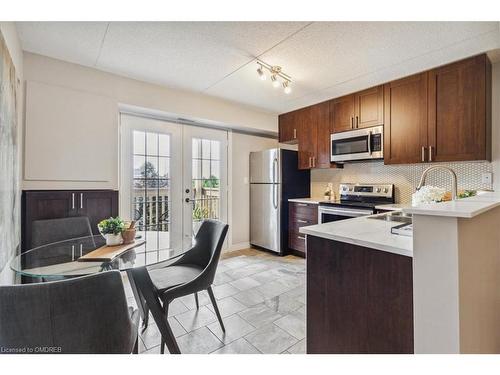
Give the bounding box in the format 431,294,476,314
299,214,413,258
288,198,324,204
402,191,500,218
375,203,412,211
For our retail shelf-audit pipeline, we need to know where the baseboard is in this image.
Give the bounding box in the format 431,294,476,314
225,241,251,253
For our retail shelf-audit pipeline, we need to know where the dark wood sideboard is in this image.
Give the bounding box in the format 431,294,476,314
21,190,118,252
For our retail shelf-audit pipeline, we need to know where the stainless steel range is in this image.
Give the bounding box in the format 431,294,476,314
318,183,394,223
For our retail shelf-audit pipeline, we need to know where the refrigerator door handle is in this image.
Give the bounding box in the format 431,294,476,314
272,157,278,183
272,184,278,209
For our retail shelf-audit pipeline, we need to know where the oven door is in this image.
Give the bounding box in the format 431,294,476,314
330,125,383,162
318,206,373,223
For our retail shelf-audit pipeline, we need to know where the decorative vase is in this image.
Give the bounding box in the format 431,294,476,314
103,233,123,246
122,229,136,245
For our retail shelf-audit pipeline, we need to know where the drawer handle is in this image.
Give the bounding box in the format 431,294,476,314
297,203,308,207
297,219,308,223
298,236,306,240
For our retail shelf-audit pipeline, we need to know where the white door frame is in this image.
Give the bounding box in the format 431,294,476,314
120,114,183,250
181,125,228,250
120,113,229,251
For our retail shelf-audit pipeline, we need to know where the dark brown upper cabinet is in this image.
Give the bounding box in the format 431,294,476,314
315,101,333,169
354,86,384,129
427,54,491,162
331,86,384,133
296,107,316,169
278,54,491,167
278,111,298,143
295,102,341,170
384,73,429,165
331,94,356,133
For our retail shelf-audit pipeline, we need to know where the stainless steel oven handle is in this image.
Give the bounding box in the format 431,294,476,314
319,207,373,217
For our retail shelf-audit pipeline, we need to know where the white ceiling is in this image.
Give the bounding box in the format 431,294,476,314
17,21,500,113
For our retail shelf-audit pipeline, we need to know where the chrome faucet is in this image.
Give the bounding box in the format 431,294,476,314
416,166,458,200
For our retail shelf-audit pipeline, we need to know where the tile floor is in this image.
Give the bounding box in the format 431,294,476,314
124,248,306,354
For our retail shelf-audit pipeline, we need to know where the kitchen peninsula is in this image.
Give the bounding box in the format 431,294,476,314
301,192,500,354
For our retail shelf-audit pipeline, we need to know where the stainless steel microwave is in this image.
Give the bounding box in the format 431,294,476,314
330,125,383,162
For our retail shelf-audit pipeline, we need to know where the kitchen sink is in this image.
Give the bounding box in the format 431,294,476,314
369,211,412,224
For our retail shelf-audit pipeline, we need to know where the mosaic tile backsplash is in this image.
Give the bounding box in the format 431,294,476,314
311,160,494,204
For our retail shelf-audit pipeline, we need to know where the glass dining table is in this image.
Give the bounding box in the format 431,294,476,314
10,234,187,327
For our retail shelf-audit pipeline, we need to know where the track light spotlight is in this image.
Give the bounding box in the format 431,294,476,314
271,75,280,88
257,65,266,80
283,81,292,94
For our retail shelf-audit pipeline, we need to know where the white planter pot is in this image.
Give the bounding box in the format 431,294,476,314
103,233,123,246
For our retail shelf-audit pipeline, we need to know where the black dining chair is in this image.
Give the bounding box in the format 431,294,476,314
0,270,139,354
31,216,94,248
130,219,229,354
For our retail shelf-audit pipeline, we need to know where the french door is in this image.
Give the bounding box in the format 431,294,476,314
120,114,227,252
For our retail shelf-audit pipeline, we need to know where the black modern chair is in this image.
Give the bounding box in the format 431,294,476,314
31,216,94,248
0,271,139,354
130,219,229,354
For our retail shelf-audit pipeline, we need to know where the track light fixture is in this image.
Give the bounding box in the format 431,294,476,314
256,60,292,94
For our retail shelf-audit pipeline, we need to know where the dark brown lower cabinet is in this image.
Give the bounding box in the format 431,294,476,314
22,190,118,251
288,202,318,256
306,235,414,354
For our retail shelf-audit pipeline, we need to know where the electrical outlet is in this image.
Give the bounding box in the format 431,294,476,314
481,172,493,185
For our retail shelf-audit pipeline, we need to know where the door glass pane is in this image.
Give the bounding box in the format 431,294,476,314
133,131,171,251
191,138,221,235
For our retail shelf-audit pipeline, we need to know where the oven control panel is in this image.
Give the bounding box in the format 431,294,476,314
339,183,394,199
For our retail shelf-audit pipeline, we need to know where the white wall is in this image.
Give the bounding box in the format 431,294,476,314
0,22,23,285
22,52,278,190
229,133,277,250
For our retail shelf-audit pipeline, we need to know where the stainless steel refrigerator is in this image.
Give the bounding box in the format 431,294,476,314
250,148,310,254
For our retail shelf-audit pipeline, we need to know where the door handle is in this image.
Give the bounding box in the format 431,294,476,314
272,158,278,183
80,193,83,209
428,146,433,162
421,146,426,162
367,131,372,155
185,198,191,203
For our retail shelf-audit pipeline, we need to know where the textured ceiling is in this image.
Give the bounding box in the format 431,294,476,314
17,21,500,113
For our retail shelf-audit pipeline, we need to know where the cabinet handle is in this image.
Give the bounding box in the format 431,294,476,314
297,219,308,223
428,146,433,162
355,116,359,128
79,243,83,257
293,128,297,139
298,236,306,240
351,116,354,128
312,157,316,168
71,245,75,261
421,146,426,162
309,157,312,168
72,193,75,210
80,193,83,209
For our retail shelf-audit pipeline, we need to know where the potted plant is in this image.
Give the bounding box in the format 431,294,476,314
98,217,125,246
